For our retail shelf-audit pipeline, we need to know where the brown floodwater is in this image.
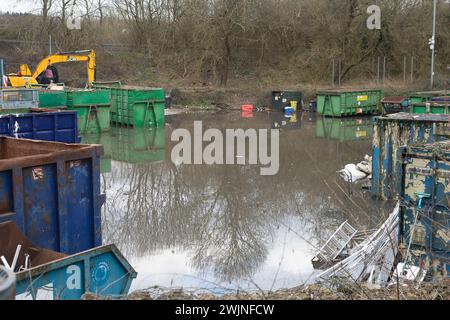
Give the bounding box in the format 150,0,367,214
83,110,394,295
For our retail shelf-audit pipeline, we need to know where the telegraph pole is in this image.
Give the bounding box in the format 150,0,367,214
430,0,437,90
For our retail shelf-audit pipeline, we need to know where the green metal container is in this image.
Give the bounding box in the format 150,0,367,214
410,102,450,115
316,89,383,117
66,89,111,133
111,126,165,163
93,84,165,128
66,89,110,107
38,91,67,108
315,117,373,142
409,90,450,104
73,104,111,133
79,133,112,173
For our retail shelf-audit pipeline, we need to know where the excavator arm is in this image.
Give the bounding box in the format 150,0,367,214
7,49,96,88
32,49,96,84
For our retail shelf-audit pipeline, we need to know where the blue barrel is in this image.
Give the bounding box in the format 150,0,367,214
0,110,80,143
0,137,105,255
309,100,317,112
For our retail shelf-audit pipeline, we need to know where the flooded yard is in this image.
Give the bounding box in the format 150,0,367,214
82,111,392,295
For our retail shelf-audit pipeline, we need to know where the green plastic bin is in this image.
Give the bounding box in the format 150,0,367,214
315,117,373,142
93,84,165,128
316,89,384,117
38,91,67,108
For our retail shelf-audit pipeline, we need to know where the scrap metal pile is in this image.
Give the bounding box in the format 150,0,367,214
316,203,400,288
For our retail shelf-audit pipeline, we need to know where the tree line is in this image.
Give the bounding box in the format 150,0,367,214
1,0,449,87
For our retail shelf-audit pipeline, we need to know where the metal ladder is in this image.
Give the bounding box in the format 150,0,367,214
316,221,358,262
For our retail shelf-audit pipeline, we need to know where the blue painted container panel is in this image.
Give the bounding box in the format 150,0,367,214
66,159,96,253
0,170,13,213
23,164,59,251
0,111,80,143
0,137,104,255
15,244,137,300
371,113,450,200
401,207,449,278
399,142,450,279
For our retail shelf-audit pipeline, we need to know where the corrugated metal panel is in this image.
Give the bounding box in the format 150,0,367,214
93,84,165,128
0,110,79,143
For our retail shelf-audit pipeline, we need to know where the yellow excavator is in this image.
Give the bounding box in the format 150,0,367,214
6,49,96,88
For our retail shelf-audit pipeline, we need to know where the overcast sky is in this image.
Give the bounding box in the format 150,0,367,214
0,0,40,14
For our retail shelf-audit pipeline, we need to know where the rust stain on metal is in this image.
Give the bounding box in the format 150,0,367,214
0,137,103,171
0,221,67,270
382,96,408,104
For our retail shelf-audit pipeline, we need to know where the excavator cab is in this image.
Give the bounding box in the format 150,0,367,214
36,65,59,85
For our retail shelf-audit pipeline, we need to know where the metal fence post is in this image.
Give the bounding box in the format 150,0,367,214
377,56,380,84
338,59,341,87
403,56,407,82
332,59,335,87
0,58,4,88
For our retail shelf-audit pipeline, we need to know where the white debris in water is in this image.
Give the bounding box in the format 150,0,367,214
338,155,372,183
391,263,427,286
338,164,367,182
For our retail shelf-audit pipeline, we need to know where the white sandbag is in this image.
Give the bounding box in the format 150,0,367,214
338,164,367,182
357,161,371,175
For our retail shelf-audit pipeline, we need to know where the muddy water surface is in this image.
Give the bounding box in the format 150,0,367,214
83,111,392,294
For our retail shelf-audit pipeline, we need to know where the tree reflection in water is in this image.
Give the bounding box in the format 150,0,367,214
101,112,387,287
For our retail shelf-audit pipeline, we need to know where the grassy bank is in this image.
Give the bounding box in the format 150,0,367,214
164,80,442,110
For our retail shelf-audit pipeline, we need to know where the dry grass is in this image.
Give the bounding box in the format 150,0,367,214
82,281,450,300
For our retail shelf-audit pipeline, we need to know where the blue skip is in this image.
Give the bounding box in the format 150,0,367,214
0,110,80,143
15,244,137,300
